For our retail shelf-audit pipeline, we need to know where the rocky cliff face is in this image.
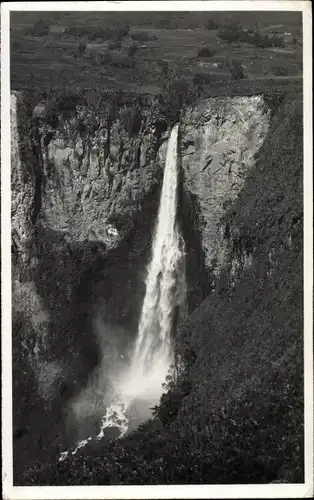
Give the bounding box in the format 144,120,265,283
11,91,271,477
12,92,169,467
180,96,269,272
36,104,166,245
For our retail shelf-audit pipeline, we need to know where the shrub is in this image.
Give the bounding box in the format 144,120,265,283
158,73,195,125
65,24,88,37
127,43,138,56
12,40,21,50
76,41,87,58
107,211,133,232
168,78,191,113
218,21,285,49
197,46,216,58
94,51,113,65
108,41,122,51
56,92,85,120
230,60,245,80
30,20,50,37
272,66,289,77
205,19,220,30
218,21,243,43
271,34,285,48
130,32,158,42
110,56,134,69
158,18,171,28
121,108,142,138
65,24,129,41
193,72,211,86
152,347,196,428
44,103,59,129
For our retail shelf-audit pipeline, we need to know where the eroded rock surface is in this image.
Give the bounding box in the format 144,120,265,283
180,95,270,270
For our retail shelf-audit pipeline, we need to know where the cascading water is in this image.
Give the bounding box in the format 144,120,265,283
60,124,186,460
121,123,186,403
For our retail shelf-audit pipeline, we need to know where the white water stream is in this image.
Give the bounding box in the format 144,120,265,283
118,123,186,402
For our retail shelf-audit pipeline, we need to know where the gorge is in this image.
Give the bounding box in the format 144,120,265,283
11,85,303,485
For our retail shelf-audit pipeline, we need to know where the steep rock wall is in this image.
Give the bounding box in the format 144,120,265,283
160,95,270,302
38,104,165,245
180,95,270,271
11,91,270,479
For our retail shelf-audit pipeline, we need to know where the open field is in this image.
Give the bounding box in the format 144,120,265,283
11,12,302,97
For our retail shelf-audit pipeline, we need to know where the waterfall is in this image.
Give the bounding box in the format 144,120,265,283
60,124,186,460
121,123,186,403
99,123,186,430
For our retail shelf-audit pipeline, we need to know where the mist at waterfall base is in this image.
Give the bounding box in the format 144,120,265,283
62,124,186,458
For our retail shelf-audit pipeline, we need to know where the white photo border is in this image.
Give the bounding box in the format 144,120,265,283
1,2,313,499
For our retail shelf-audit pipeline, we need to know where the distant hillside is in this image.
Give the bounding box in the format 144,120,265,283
10,11,302,94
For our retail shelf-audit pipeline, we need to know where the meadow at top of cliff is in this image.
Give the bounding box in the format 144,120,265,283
11,11,302,99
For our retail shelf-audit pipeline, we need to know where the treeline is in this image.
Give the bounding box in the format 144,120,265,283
218,21,285,48
23,20,50,37
65,24,130,41
23,59,199,125
83,50,135,68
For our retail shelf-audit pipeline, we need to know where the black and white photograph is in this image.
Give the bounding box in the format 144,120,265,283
1,1,313,498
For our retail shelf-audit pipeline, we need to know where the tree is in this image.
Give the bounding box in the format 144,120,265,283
76,40,87,58
31,20,49,37
108,41,122,51
230,59,245,80
128,44,138,56
197,46,216,58
205,19,220,30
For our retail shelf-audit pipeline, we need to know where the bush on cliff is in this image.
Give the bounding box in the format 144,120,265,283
57,92,86,120
121,107,142,138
